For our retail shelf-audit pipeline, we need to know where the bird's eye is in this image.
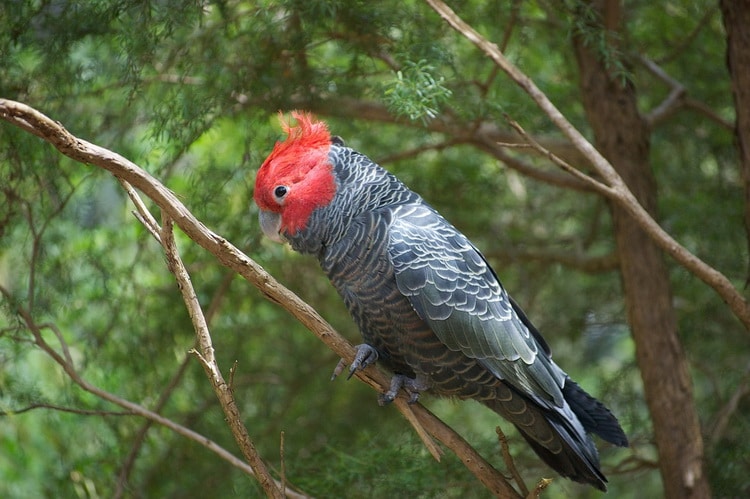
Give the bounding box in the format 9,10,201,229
273,185,289,202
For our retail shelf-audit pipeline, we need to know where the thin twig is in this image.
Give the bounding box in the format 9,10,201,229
119,178,161,241
116,269,252,498
638,55,686,127
394,398,444,460
496,426,528,496
496,142,535,149
475,139,593,192
229,360,238,391
684,97,734,130
41,321,75,367
504,117,613,197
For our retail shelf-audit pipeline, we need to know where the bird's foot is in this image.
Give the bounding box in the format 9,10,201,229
378,374,430,406
330,344,379,381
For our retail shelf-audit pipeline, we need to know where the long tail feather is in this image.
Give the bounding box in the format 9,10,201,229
483,384,613,491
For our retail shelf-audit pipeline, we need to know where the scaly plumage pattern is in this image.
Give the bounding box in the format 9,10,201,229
254,112,628,491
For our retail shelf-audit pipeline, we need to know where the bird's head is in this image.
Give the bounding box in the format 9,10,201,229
254,111,337,243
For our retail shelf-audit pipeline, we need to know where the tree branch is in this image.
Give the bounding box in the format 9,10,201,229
423,0,750,332
504,118,613,197
0,99,522,498
637,55,733,130
639,55,687,127
496,426,529,496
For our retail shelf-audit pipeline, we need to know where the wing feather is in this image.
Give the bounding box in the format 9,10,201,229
388,204,566,406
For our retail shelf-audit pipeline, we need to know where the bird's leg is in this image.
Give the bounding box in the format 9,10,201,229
379,374,430,405
330,344,380,381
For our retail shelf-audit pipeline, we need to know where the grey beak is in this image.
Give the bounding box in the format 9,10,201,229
258,210,284,243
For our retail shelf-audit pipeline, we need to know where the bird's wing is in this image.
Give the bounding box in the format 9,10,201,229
387,204,567,406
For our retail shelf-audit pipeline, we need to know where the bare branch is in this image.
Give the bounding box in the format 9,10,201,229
422,0,750,331
639,56,687,127
496,426,529,496
119,178,162,242
393,397,444,461
116,272,234,497
637,55,732,131
473,140,594,192
408,401,521,497
505,118,613,197
40,321,75,367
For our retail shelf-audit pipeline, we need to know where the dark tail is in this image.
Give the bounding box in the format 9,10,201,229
563,378,629,447
483,380,627,491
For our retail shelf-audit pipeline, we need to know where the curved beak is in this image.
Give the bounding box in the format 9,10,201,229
258,209,284,243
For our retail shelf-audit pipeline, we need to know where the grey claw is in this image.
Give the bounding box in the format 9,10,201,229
346,344,379,380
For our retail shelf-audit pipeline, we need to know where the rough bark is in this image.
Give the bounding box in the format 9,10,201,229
572,1,710,498
720,0,750,287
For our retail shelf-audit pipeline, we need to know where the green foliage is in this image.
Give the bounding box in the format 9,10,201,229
384,60,453,124
0,0,746,497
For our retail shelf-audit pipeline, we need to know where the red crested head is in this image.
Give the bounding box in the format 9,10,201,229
254,111,337,241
